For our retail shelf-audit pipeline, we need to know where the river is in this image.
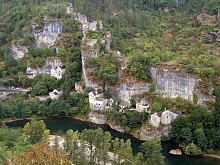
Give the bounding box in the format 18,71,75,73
4,117,220,165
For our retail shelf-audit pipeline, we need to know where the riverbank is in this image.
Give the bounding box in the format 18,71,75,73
205,154,220,160
3,116,220,162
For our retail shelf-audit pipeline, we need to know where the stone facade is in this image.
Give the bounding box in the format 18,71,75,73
149,109,179,128
136,99,150,113
26,57,65,79
10,44,28,59
89,90,108,111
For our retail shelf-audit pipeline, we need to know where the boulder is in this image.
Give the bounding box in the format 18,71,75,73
169,149,182,155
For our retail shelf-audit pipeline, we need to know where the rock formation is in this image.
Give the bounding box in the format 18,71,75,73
139,125,172,140
9,44,28,59
218,10,220,20
150,67,198,100
32,17,63,48
116,82,150,103
169,149,182,155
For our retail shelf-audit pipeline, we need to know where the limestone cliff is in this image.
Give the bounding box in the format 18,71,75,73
150,67,198,100
32,18,63,48
9,44,28,59
116,82,150,103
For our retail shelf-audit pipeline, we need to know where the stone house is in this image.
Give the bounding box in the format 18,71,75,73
136,99,151,113
26,57,65,79
51,65,65,79
89,89,108,111
149,109,179,128
49,89,62,100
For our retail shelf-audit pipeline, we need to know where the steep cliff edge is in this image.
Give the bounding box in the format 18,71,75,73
32,17,63,48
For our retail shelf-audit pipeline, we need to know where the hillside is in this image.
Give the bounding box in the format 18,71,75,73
0,0,220,162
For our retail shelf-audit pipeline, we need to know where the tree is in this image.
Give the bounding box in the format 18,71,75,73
98,63,118,90
193,92,198,105
64,129,80,161
141,138,164,165
5,142,72,165
215,85,220,126
23,119,50,144
151,102,161,113
195,128,207,151
32,81,48,95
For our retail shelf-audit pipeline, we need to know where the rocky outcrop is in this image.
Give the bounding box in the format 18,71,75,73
139,125,172,140
169,149,182,155
116,82,150,103
218,10,220,20
32,18,63,48
150,67,198,100
88,112,106,124
9,44,28,59
66,3,103,36
108,123,125,133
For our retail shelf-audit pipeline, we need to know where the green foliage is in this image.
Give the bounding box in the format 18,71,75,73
185,143,203,156
106,108,148,129
193,92,198,105
214,85,220,126
130,97,136,107
170,107,220,151
32,81,48,95
0,125,30,164
23,119,50,144
200,67,215,78
151,102,161,113
141,138,165,165
85,57,98,68
84,86,94,93
127,50,151,81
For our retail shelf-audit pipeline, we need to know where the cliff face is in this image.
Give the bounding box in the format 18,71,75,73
9,44,28,59
116,82,150,103
150,67,198,100
32,20,63,48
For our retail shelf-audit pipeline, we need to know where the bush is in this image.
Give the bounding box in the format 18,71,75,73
84,86,94,93
200,68,214,78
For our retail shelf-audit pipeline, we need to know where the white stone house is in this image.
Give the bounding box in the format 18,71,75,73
136,99,150,113
51,65,65,79
26,57,65,79
149,109,179,128
49,89,62,100
89,90,108,111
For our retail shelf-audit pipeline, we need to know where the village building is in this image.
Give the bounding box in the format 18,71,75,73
49,89,62,100
149,109,179,128
136,99,151,113
26,57,65,79
89,89,108,111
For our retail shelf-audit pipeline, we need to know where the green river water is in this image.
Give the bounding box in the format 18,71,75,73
5,117,220,165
